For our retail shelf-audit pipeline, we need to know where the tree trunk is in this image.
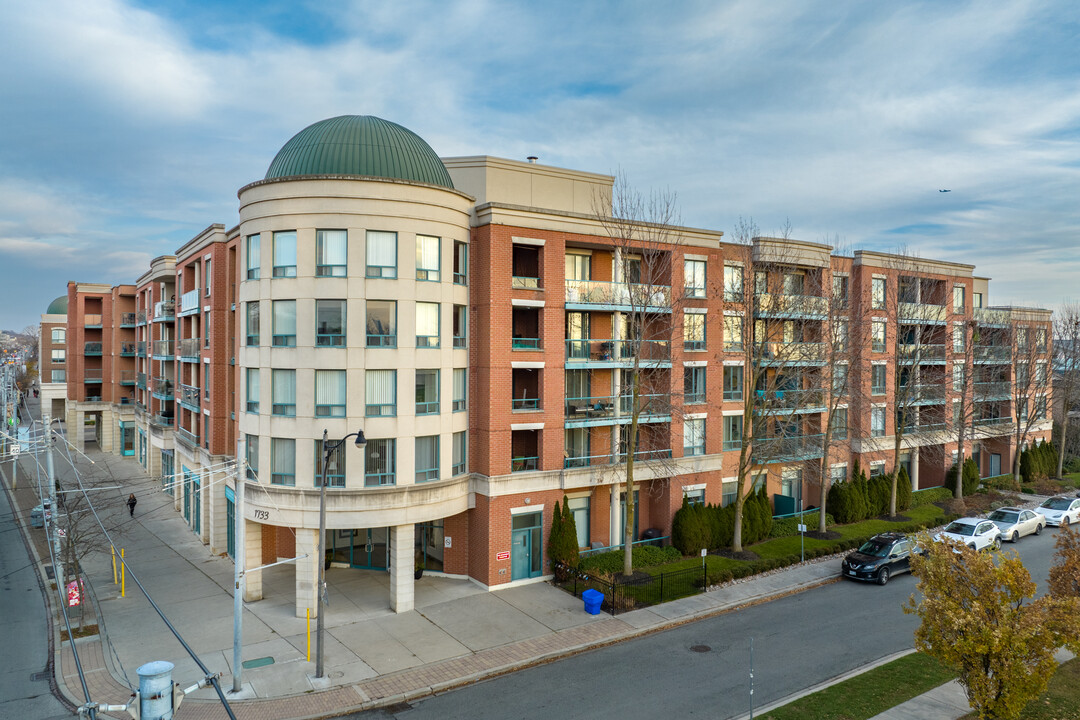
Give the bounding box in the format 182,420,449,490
622,369,640,578
1057,412,1069,479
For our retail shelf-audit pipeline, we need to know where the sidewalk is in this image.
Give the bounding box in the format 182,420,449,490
4,394,980,720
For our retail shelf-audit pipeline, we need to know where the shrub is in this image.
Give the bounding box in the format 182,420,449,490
945,463,960,495
944,497,967,517
548,498,579,578
910,486,953,508
1020,448,1034,483
869,473,891,516
896,466,912,512
672,498,709,555
962,458,980,496
769,511,834,538
827,481,850,524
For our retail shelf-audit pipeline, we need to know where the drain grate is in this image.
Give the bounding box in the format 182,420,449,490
689,645,711,653
30,671,50,682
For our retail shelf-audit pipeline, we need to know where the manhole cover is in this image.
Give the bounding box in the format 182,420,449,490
690,645,711,653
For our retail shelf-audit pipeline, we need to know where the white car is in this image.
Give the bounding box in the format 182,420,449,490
934,517,1002,551
1038,496,1080,527
987,507,1046,542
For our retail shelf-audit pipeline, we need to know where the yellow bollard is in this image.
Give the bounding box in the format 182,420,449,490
120,549,126,598
112,546,117,585
306,608,311,661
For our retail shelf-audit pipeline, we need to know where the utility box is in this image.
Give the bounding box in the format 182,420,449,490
582,588,604,615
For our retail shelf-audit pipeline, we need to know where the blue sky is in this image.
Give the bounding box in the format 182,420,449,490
1,0,1078,331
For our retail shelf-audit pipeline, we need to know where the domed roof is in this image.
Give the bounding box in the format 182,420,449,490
46,295,68,315
265,115,454,188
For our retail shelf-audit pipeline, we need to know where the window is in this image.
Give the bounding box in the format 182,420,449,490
204,310,210,348
832,275,848,305
51,370,66,382
723,366,743,401
684,366,706,404
723,415,743,451
415,435,439,482
245,368,259,413
871,365,887,395
271,369,295,416
684,418,705,456
872,277,886,309
1035,396,1047,420
452,431,467,476
416,369,439,415
568,497,590,548
245,301,260,346
245,435,258,481
317,440,346,488
204,259,211,296
683,488,705,506
1036,362,1047,385
723,265,743,302
416,235,440,281
832,364,848,396
685,259,706,298
830,408,848,440
416,302,440,348
315,300,346,347
1036,328,1047,353
271,300,296,346
684,313,706,351
51,327,65,344
366,231,397,278
754,271,768,295
953,363,965,392
724,316,744,351
871,407,886,437
366,300,396,347
454,241,468,284
453,304,467,348
722,481,737,506
51,348,66,364
832,318,848,351
782,272,804,296
246,234,260,279
272,231,297,278
870,462,886,478
953,286,965,312
365,438,396,486
565,253,590,281
872,321,885,352
830,465,847,484
270,438,295,486
453,368,467,411
973,292,983,308
316,229,347,277
315,370,346,417
365,370,396,416
953,324,966,353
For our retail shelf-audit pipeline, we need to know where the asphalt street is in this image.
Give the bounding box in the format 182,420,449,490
353,527,1062,720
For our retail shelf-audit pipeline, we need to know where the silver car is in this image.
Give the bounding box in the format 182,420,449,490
1039,496,1080,527
934,517,1002,551
987,507,1045,542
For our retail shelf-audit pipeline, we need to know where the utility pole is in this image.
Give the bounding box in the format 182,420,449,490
44,413,62,577
232,440,245,694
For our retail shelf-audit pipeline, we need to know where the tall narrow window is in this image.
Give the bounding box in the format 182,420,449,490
246,234,260,280
366,300,396,347
831,364,848,395
871,407,886,437
453,304,467,348
317,440,346,487
270,438,295,485
953,324,966,353
565,253,590,281
723,415,743,451
871,320,886,352
830,408,848,440
245,368,259,413
245,435,258,480
416,370,439,415
245,301,260,346
416,302,440,348
316,229,347,277
52,327,66,344
315,300,346,347
272,231,297,278
685,259,706,298
454,241,468,285
724,265,743,302
832,274,848,305
753,271,767,295
315,370,346,417
871,365,887,395
684,366,706,404
272,300,296,346
453,368,467,411
684,418,705,456
723,366,743,400
416,235,440,281
723,315,743,352
365,439,396,486
872,277,886,309
272,369,295,416
366,231,397,278
452,431,467,476
684,313,706,351
365,369,396,417
953,285,965,312
415,435,440,482
205,259,212,296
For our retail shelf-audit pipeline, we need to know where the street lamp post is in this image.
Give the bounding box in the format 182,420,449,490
315,427,365,679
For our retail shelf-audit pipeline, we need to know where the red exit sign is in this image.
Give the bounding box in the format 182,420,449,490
495,551,510,561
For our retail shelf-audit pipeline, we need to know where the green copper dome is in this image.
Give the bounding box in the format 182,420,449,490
265,115,454,188
46,295,68,315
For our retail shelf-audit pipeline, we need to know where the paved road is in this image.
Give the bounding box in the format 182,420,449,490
352,528,1061,720
0,472,71,720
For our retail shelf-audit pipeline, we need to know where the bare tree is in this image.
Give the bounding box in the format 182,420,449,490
952,316,977,499
593,174,685,577
1053,303,1080,478
1006,310,1054,483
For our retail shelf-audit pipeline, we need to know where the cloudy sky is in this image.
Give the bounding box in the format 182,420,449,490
1,0,1077,331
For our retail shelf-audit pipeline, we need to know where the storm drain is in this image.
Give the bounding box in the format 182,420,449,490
689,645,711,653
30,671,50,682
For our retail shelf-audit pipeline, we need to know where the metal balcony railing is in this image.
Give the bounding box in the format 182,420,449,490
564,280,671,309
152,377,173,397
120,342,137,356
120,312,137,326
178,338,201,359
898,344,946,361
180,384,200,409
84,342,103,355
564,448,672,469
152,340,174,357
751,434,825,463
565,339,671,363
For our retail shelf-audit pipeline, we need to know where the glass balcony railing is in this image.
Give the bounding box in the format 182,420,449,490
84,368,103,382
757,342,824,364
512,276,541,290
136,372,147,389
120,371,136,385
136,340,147,357
751,434,825,463
564,394,668,421
754,388,825,410
178,338,201,359
754,293,828,317
84,342,103,355
974,345,1010,361
564,448,672,469
511,456,539,472
974,381,1011,399
136,310,148,325
564,280,671,309
152,340,174,357
177,427,199,447
512,398,540,410
899,302,948,323
120,342,136,356
152,377,173,398
120,312,137,326
975,416,1011,427
153,301,175,321
898,344,946,361
151,412,174,427
901,384,946,403
512,337,542,350
178,289,200,316
564,339,671,363
180,384,200,409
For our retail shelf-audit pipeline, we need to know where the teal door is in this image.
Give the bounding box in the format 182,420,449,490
990,454,1001,476
511,512,542,580
183,470,191,522
192,478,201,534
349,528,389,570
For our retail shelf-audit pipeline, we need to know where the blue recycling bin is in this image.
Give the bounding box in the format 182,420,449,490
582,588,604,615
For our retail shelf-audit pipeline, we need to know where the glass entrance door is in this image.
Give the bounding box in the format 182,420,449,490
349,528,389,570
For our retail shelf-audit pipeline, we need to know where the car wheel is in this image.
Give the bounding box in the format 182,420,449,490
1011,531,1019,543
877,567,890,586
1035,523,1043,536
1064,517,1071,527
992,536,1001,551
968,543,976,550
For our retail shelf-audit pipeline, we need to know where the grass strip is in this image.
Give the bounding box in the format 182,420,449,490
760,652,955,720
958,657,1080,719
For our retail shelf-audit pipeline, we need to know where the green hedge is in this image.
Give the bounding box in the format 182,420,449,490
769,511,835,538
578,544,681,574
909,486,953,507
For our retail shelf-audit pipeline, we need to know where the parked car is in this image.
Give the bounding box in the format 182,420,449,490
934,517,1002,551
1038,496,1080,527
841,532,914,586
987,507,1046,542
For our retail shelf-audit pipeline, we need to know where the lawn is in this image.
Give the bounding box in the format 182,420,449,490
759,652,956,720
958,657,1080,719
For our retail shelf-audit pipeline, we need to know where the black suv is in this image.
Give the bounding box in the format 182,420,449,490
841,532,914,586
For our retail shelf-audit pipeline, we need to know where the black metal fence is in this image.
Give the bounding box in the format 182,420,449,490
553,561,708,616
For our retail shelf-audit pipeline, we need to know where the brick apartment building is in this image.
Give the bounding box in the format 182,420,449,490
47,115,1053,618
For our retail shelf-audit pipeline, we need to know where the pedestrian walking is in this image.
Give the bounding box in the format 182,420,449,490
127,493,137,518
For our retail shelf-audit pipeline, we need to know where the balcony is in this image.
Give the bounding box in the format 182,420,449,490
151,377,173,400
178,289,200,317
751,434,824,463
564,394,670,427
120,371,136,386
564,339,671,367
902,422,948,435
757,342,825,365
511,456,539,472
564,280,671,311
899,302,948,324
136,310,148,325
137,340,147,357
152,340,174,359
136,372,147,389
974,381,1011,400
975,416,1011,428
177,427,199,448
120,312,137,327
84,314,103,328
84,342,103,356
178,338,201,361
564,448,672,469
898,344,946,363
903,384,946,404
974,345,1010,362
84,395,103,402
151,411,174,428
153,300,175,322
754,388,826,412
179,384,200,411
512,276,541,290
975,308,1009,327
512,337,542,350
754,293,828,318
84,368,103,383
120,342,136,356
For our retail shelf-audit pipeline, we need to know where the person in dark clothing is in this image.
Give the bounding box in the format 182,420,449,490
127,493,137,518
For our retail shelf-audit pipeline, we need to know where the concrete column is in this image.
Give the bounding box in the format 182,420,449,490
389,524,415,614
609,485,619,546
208,467,227,555
910,447,920,490
243,519,263,602
295,527,319,618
